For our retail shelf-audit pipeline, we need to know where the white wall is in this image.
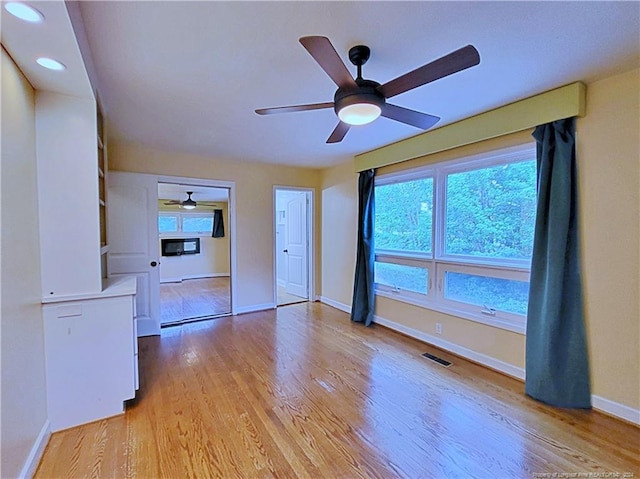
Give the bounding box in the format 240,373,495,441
159,236,230,282
1,47,49,479
158,205,230,282
35,91,101,297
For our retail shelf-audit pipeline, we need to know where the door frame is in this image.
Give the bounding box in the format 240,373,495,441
273,186,315,306
158,175,237,315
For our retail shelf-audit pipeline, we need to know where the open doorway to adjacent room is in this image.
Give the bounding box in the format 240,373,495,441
158,182,231,325
274,187,314,307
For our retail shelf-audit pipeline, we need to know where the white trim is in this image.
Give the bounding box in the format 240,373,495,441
157,175,237,316
18,420,51,479
234,302,276,315
273,186,315,306
591,395,640,426
136,316,159,337
160,273,229,284
319,298,639,425
319,296,351,314
373,313,527,380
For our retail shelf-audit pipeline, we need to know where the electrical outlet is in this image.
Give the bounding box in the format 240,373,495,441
435,323,443,335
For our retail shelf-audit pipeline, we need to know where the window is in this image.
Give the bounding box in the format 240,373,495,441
158,212,214,235
159,214,179,233
182,215,214,234
374,145,537,333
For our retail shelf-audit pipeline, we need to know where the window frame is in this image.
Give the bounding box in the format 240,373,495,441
181,213,215,235
373,144,536,334
158,212,180,234
158,211,215,237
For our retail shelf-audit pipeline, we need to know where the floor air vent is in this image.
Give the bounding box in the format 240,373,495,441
422,352,452,367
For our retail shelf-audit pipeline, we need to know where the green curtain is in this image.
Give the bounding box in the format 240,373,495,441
351,169,375,326
525,117,591,408
212,209,224,238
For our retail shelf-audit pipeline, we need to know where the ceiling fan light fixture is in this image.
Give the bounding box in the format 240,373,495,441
181,192,197,209
338,102,381,126
334,80,385,127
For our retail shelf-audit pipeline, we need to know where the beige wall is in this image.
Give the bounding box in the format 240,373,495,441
319,69,640,413
320,161,358,307
110,143,321,310
578,68,639,410
1,48,48,478
158,203,231,281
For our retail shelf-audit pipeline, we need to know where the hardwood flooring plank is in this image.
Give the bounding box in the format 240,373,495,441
34,302,640,479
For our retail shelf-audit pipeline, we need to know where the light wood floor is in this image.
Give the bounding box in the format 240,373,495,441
277,284,307,306
34,302,639,478
160,277,230,324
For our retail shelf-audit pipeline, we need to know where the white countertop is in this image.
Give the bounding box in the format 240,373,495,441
42,275,137,304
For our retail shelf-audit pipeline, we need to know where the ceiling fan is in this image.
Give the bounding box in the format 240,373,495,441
162,192,218,210
256,36,480,143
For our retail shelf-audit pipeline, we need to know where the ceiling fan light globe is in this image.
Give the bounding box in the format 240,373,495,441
182,204,196,210
338,103,381,126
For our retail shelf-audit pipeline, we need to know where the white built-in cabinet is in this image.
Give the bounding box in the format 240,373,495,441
35,91,138,432
42,277,138,432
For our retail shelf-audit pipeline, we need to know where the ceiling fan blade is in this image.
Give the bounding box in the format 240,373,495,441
326,121,350,144
381,103,440,130
163,200,181,205
299,36,357,89
256,102,334,115
378,45,480,99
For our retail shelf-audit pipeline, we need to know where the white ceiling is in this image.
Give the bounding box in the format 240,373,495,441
3,1,639,169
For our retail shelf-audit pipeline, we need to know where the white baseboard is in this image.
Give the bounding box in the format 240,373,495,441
319,296,351,314
184,273,229,280
592,395,640,425
18,419,51,479
137,316,161,337
374,314,527,380
160,273,229,284
318,297,639,425
234,302,276,315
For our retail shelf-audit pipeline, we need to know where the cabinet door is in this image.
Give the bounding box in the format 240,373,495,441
44,296,135,432
108,172,160,336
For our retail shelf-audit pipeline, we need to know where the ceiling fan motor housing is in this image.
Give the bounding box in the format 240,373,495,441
333,78,385,117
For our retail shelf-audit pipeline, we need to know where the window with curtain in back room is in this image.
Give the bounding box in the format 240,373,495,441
373,145,537,333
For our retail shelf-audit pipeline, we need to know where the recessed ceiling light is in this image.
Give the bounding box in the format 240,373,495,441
4,2,44,23
36,57,66,71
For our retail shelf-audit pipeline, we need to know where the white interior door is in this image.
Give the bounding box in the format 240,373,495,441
108,172,160,336
284,193,308,298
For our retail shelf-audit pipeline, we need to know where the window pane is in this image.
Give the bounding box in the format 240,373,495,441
375,178,433,253
445,160,536,260
158,215,178,233
375,262,428,295
444,271,529,315
182,216,213,233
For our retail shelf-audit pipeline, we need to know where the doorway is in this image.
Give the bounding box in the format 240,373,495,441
274,187,313,306
158,182,232,325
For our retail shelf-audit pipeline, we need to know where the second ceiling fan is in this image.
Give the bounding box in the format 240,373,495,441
256,36,480,144
163,192,218,210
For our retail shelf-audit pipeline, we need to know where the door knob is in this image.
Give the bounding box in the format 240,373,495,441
283,249,288,253
150,261,158,267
